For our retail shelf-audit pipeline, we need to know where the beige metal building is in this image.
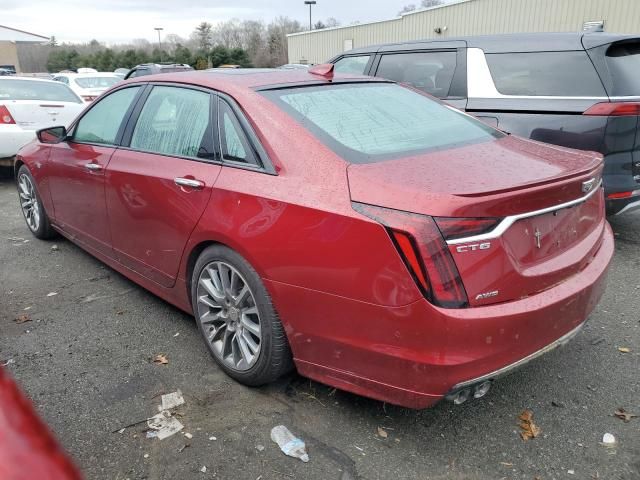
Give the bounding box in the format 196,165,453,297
0,25,50,73
288,0,640,64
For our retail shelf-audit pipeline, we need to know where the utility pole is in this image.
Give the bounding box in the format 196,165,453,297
304,1,317,31
154,27,164,62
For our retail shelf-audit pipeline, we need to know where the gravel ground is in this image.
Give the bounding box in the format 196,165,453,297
1,176,639,480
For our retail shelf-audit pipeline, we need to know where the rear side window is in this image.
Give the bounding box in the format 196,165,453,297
0,79,80,103
218,99,259,166
333,55,370,75
375,51,457,98
130,86,214,160
73,86,140,145
486,51,606,97
262,83,502,164
603,42,640,96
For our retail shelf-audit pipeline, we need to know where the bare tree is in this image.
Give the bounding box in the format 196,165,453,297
421,0,444,7
193,22,213,51
398,4,416,15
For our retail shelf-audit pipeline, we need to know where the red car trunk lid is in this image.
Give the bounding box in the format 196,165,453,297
348,135,606,306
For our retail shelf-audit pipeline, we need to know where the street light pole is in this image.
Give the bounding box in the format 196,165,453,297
154,27,164,62
304,1,316,31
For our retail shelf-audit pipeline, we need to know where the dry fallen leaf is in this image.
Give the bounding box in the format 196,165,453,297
377,427,388,439
614,408,637,423
14,314,31,324
617,347,631,353
518,409,541,441
153,354,169,365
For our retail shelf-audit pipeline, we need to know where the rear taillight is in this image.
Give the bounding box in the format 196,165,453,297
352,202,469,308
0,105,15,124
434,217,501,241
584,102,640,117
607,190,640,199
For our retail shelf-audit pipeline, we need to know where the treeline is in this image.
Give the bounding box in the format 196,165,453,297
47,45,251,72
46,15,334,73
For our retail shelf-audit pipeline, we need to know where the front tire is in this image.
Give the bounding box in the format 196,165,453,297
16,165,56,240
191,245,293,386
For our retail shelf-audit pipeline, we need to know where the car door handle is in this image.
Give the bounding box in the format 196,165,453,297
85,163,102,171
174,177,205,189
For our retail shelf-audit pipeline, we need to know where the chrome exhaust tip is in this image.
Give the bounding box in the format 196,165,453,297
451,388,471,405
446,380,492,404
473,381,492,399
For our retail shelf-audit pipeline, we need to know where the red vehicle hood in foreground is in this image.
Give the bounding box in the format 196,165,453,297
0,367,81,480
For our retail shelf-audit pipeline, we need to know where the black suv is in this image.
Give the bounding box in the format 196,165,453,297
124,63,193,80
329,33,640,215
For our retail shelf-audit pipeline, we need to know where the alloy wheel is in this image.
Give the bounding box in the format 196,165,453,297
18,173,40,232
196,261,262,371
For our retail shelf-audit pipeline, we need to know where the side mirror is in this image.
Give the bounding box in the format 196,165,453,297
37,126,67,144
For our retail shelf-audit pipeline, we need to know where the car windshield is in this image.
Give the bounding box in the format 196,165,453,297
0,79,81,103
74,76,120,88
262,82,502,163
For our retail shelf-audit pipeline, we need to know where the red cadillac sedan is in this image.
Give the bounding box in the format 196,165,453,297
14,67,614,408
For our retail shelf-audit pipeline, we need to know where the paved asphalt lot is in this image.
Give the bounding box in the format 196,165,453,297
0,175,639,480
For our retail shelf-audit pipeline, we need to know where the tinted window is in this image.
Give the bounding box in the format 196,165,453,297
130,86,213,159
604,41,640,96
0,79,80,103
333,55,370,75
486,51,605,97
73,87,140,145
128,68,149,78
376,51,457,98
74,76,120,88
262,83,502,164
218,99,258,165
53,76,69,85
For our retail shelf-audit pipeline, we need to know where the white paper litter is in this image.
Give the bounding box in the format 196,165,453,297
147,411,184,440
161,390,185,411
602,433,616,445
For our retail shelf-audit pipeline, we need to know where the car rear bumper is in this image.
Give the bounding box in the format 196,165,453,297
0,126,36,159
268,222,614,409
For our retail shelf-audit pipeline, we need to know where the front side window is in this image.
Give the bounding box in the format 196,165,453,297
262,83,502,164
73,86,140,145
486,51,606,97
333,55,370,75
376,51,458,98
218,99,258,165
130,86,213,159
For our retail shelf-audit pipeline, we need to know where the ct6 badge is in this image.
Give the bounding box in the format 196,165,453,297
456,242,491,253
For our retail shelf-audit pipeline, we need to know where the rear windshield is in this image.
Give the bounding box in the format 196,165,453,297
604,41,640,96
261,83,502,163
486,51,606,97
74,76,120,88
0,79,81,103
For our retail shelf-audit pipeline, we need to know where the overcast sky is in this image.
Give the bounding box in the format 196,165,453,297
4,0,427,44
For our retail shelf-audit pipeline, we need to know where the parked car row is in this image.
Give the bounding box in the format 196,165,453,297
14,64,613,409
329,32,640,216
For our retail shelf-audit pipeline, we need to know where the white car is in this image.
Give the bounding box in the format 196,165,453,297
0,77,85,166
52,72,121,103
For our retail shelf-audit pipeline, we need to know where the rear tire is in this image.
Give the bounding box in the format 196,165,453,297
16,165,56,240
191,245,294,386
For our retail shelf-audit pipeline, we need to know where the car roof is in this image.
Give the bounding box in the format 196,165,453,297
124,68,385,93
336,32,640,56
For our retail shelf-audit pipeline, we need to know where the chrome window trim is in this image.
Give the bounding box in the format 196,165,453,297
446,180,602,246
